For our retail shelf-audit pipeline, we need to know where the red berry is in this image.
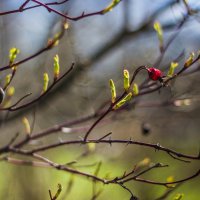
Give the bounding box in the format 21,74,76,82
147,67,162,81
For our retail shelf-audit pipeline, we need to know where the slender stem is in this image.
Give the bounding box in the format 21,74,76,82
83,105,113,141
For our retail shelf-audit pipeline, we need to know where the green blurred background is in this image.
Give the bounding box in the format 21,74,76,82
0,0,200,199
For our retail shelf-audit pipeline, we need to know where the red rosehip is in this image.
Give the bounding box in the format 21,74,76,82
147,67,162,81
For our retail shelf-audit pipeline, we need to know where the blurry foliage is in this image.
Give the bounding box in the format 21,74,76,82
0,0,200,200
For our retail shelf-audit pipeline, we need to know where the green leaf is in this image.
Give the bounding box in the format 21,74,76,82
167,62,179,77
174,193,184,200
123,69,130,91
9,47,20,65
102,0,121,14
184,52,195,68
22,117,31,135
113,92,132,110
154,22,163,51
43,73,49,93
7,86,15,96
54,54,60,80
109,79,116,103
5,74,12,85
166,175,175,188
133,83,139,95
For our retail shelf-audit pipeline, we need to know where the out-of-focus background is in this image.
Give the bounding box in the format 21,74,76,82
0,0,200,199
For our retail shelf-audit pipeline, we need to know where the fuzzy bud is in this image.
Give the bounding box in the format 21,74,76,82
123,69,130,91
43,73,49,93
54,54,60,80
